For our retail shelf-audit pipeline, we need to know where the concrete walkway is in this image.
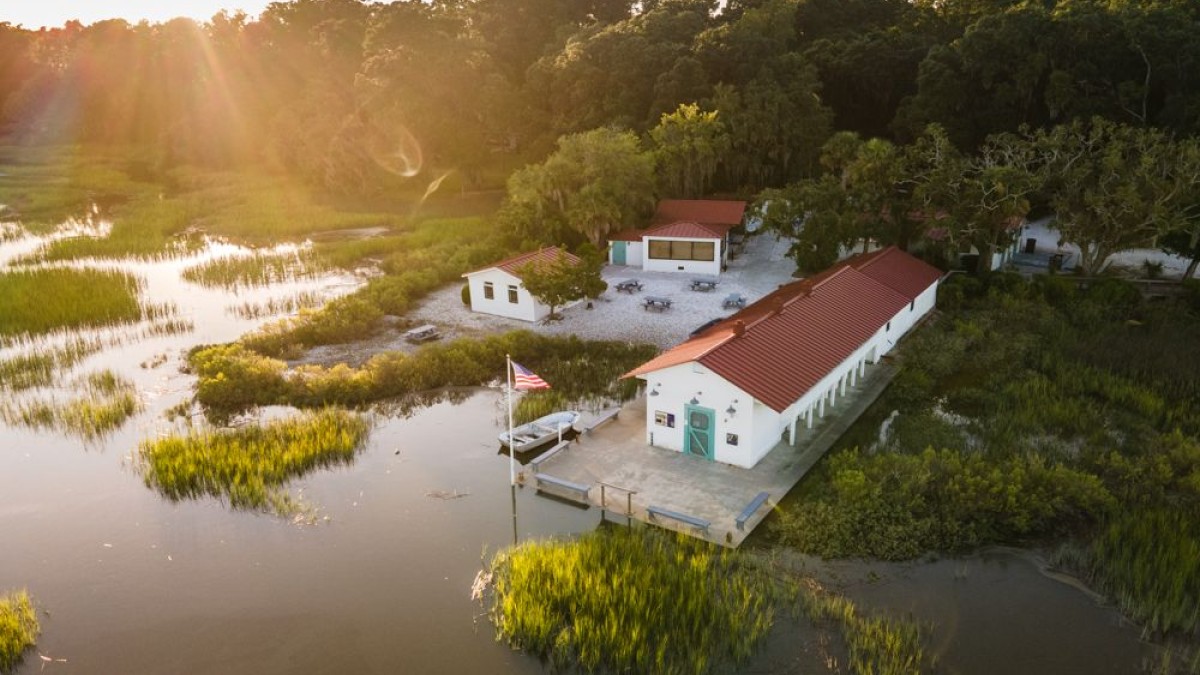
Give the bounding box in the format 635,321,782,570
524,359,898,547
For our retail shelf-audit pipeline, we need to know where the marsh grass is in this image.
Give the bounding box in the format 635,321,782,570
137,408,369,514
486,528,775,674
797,579,929,675
181,249,330,289
0,268,145,338
227,292,324,319
0,338,104,391
243,217,510,356
0,370,141,439
0,589,38,673
1057,510,1200,637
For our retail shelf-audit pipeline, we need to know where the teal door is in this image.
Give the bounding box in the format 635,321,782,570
683,405,715,461
611,241,626,265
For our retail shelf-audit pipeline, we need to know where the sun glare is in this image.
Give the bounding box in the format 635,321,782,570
4,1,274,29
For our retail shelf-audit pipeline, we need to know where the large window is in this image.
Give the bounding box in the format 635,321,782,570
648,239,716,261
507,285,519,304
483,281,494,300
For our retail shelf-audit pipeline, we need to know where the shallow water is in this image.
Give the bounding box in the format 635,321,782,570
0,227,1158,674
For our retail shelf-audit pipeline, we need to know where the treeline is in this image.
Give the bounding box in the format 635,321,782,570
3,0,1198,196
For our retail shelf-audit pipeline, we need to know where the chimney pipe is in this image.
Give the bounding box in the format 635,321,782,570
733,320,745,337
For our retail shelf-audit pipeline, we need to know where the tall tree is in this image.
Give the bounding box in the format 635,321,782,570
928,130,1037,274
650,103,729,198
501,127,656,246
1030,118,1200,275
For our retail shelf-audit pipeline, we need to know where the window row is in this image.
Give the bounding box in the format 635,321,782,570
482,281,520,304
647,240,716,261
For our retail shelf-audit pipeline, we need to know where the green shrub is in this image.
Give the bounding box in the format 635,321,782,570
190,332,655,415
461,283,471,305
0,590,38,672
772,448,1114,559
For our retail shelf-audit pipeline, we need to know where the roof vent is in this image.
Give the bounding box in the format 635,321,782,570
772,298,784,315
733,320,745,337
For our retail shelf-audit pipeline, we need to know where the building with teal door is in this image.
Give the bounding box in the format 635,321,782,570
624,247,944,469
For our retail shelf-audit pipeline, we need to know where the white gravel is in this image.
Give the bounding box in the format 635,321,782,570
406,233,798,350
297,233,798,365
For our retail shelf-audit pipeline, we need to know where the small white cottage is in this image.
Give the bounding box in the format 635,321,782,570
462,247,581,322
608,199,746,275
624,247,943,469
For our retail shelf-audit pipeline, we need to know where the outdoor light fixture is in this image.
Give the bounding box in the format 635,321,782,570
649,382,661,396
689,392,701,405
726,400,738,416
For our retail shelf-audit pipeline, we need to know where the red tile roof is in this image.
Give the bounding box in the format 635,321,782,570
625,247,942,412
463,247,580,279
644,221,732,240
851,246,944,299
653,200,747,226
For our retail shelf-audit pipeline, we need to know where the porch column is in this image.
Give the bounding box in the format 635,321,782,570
829,385,837,407
807,406,814,429
849,365,857,387
840,373,848,396
788,416,798,446
859,359,867,377
818,395,826,418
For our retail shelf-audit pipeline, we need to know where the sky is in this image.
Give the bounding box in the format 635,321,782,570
2,0,275,29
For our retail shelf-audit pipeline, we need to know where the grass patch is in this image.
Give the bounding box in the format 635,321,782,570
0,589,39,673
798,579,928,675
485,528,775,674
0,268,144,338
188,331,655,415
0,370,142,440
181,249,329,289
226,292,324,320
1056,509,1200,636
137,409,369,514
0,338,104,391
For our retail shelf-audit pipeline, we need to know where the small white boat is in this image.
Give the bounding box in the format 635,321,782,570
499,411,581,452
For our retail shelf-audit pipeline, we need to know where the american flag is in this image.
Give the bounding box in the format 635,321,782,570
511,362,550,390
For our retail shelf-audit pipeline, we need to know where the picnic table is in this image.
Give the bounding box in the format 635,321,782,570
690,276,720,292
404,324,441,343
643,295,673,311
615,279,644,293
722,293,746,309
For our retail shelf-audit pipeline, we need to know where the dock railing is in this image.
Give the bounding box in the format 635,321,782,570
598,481,637,516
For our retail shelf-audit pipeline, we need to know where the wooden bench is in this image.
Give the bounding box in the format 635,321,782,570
529,441,570,472
535,473,590,503
586,408,620,434
735,492,771,531
647,505,710,533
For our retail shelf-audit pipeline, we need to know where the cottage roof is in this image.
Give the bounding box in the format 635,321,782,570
653,200,747,226
463,247,580,279
643,221,732,240
624,247,942,412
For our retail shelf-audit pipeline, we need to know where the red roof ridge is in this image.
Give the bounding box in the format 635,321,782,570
462,246,580,278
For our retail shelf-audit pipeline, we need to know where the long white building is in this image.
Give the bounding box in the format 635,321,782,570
624,247,943,468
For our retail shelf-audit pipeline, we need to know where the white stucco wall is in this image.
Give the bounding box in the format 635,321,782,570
627,241,644,266
635,277,940,469
641,236,723,276
464,268,546,322
640,363,761,467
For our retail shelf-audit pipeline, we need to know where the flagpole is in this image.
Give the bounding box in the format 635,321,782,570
506,353,515,486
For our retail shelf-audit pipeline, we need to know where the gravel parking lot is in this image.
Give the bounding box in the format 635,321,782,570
300,233,798,365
